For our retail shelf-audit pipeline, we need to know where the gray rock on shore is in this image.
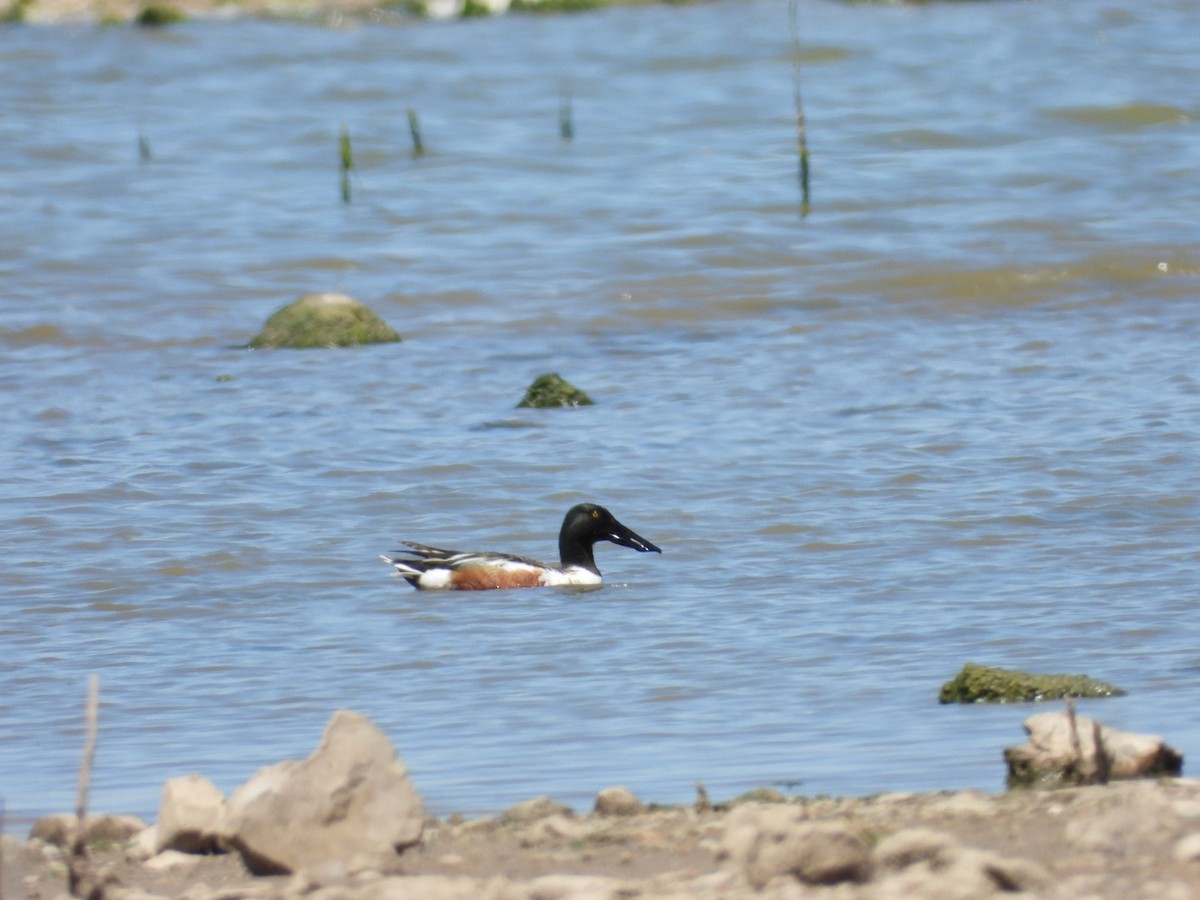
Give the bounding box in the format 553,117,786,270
27,812,147,848
155,773,226,854
224,709,424,878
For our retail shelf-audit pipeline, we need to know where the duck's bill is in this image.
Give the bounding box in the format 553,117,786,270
607,522,662,554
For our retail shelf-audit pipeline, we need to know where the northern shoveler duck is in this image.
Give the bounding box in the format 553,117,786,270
381,503,661,590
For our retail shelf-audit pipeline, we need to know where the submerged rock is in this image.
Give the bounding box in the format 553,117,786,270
247,293,401,349
135,2,185,24
938,662,1125,704
1004,710,1183,788
516,373,594,408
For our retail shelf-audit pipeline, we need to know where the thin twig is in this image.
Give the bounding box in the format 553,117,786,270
1091,720,1111,785
1065,697,1085,784
68,675,101,899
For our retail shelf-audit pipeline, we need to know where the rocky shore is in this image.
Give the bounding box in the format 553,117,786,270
3,0,653,27
9,779,1200,899
7,710,1200,900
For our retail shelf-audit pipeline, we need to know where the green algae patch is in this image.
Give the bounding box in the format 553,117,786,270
938,663,1126,704
1,0,35,22
517,373,594,408
247,293,401,350
135,2,185,23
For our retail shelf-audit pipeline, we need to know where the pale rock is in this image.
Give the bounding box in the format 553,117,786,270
1173,831,1200,863
357,874,495,900
29,813,75,847
156,774,226,854
107,889,172,900
143,849,203,872
1,835,26,899
519,814,586,847
973,851,1048,892
873,828,960,873
1065,783,1180,854
1005,711,1183,784
128,825,158,861
28,813,147,849
594,786,642,817
874,847,1046,900
1173,800,1200,819
871,791,918,805
224,710,424,877
520,873,628,899
501,795,573,824
718,805,869,889
931,791,993,817
87,814,149,846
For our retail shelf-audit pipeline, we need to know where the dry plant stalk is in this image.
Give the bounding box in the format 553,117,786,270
1091,720,1112,785
1065,697,1112,786
68,674,108,900
1065,697,1083,768
1,796,7,900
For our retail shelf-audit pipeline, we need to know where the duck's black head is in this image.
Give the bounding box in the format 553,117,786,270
559,503,662,571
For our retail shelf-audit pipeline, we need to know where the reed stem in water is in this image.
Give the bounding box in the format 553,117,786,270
407,108,425,159
789,0,811,216
339,124,354,204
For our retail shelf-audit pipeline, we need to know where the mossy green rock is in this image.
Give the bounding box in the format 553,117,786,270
517,373,594,408
938,663,1126,704
248,293,401,350
135,2,185,24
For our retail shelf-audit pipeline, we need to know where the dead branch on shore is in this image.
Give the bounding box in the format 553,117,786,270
68,674,113,900
1,796,7,900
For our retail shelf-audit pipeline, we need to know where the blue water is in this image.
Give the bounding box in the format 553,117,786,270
2,0,1199,830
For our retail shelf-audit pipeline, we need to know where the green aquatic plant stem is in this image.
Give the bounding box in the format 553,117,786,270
789,0,811,216
559,89,574,141
407,109,425,159
339,125,353,203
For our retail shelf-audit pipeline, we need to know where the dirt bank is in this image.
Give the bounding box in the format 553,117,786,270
10,779,1200,899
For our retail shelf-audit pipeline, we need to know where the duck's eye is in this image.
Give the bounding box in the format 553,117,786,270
592,510,600,519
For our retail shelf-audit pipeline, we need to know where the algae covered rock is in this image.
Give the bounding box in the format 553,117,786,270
516,373,593,408
135,3,185,24
938,663,1125,704
248,293,401,349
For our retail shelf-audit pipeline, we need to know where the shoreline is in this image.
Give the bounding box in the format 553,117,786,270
3,0,680,26
9,779,1200,898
